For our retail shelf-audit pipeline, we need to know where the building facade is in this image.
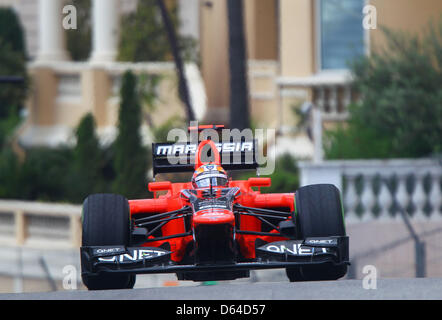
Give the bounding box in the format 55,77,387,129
2,0,441,157
201,0,442,158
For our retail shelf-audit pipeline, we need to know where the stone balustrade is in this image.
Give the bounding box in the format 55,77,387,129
298,158,442,222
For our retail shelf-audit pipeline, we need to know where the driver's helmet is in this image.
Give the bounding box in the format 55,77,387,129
192,164,229,189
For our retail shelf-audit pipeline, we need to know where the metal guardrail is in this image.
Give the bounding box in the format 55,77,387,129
0,200,82,248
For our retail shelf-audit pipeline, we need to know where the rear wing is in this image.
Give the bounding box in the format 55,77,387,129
152,140,258,176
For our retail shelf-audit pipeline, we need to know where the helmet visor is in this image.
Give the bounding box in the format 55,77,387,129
195,177,228,188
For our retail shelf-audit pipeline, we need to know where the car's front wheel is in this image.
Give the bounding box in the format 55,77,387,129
286,184,347,282
81,193,136,290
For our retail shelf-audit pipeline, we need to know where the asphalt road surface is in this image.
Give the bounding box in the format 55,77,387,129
1,278,442,300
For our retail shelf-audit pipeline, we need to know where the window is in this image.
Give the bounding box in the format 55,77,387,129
318,0,365,70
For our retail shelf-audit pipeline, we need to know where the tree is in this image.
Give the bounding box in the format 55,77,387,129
156,0,195,122
15,147,73,201
227,0,250,130
0,8,28,119
237,153,299,194
118,0,178,62
112,71,149,199
67,113,102,202
65,0,92,61
118,0,197,122
325,20,442,159
0,8,26,54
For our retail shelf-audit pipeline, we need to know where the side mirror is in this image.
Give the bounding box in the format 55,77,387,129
248,177,271,188
148,181,172,192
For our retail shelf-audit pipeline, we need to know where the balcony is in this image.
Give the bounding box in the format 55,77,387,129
19,61,206,148
277,71,354,123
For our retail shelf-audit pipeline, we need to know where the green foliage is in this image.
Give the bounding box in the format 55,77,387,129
67,113,103,202
324,104,395,159
0,94,153,203
0,8,26,54
237,153,299,193
136,72,186,142
0,115,100,203
0,106,20,149
0,8,28,118
151,115,185,142
0,72,155,203
23,148,74,201
138,74,162,111
138,73,162,128
65,0,92,61
11,147,73,201
5,144,117,204
74,114,99,167
112,71,150,198
0,120,117,203
0,148,22,198
265,153,299,193
325,19,442,159
118,0,173,61
180,36,200,66
118,0,198,63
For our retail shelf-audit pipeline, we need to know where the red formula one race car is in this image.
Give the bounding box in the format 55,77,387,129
80,125,349,290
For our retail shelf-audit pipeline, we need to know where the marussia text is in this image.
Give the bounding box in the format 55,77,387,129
176,304,266,317
156,142,254,156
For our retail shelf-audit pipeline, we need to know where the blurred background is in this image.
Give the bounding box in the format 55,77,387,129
0,0,441,293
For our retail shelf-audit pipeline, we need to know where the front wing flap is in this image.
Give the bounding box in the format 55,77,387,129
80,236,349,277
255,236,349,263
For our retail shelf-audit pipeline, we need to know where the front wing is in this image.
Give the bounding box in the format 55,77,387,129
80,236,349,277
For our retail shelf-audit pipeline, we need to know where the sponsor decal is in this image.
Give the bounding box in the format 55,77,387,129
98,249,169,263
92,246,126,257
304,238,338,246
155,142,254,156
260,241,329,256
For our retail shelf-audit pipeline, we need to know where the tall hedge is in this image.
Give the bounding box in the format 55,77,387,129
112,71,149,198
67,113,102,202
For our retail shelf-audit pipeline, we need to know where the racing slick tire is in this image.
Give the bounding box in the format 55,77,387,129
286,184,347,282
81,193,136,290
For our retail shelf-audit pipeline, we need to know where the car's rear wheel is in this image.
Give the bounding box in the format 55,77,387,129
81,193,136,290
286,184,347,282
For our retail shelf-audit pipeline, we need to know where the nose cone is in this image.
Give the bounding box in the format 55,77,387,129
193,208,235,225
